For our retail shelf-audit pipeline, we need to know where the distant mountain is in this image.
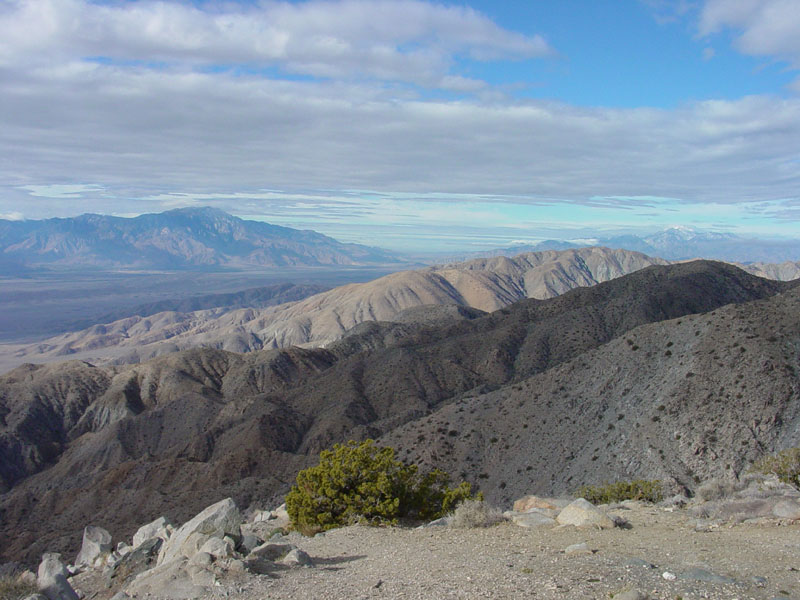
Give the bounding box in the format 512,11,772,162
441,227,800,264
0,247,668,371
0,207,401,269
0,261,794,564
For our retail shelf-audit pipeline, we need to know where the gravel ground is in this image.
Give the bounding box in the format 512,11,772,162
214,505,800,600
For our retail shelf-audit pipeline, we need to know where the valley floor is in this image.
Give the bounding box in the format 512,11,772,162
217,505,798,600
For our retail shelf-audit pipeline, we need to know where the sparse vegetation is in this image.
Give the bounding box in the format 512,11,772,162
751,446,800,489
576,479,663,504
0,576,37,600
286,439,477,534
449,499,505,528
695,478,738,501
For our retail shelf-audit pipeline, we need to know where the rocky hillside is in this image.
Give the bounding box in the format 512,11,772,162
0,247,667,371
0,261,795,565
0,207,399,270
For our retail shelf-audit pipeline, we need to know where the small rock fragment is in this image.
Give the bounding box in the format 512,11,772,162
662,571,676,581
281,549,313,568
564,542,592,556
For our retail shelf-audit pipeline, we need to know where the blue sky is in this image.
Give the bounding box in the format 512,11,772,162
1,0,800,251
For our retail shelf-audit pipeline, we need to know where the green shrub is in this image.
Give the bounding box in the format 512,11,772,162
286,439,477,533
0,576,37,600
750,446,800,489
575,479,663,504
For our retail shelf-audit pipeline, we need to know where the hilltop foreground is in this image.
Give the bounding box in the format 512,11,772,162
33,485,800,600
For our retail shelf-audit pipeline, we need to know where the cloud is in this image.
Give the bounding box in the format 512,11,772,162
699,0,800,67
20,184,105,198
0,0,551,87
0,211,24,221
5,60,800,203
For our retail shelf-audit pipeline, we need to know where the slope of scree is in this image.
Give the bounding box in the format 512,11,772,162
381,284,800,507
0,247,666,372
0,261,793,566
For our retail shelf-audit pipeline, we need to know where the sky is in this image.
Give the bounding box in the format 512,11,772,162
1,0,800,252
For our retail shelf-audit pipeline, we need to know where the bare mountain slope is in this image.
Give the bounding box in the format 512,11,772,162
0,207,399,269
0,247,667,372
382,281,800,507
0,261,792,565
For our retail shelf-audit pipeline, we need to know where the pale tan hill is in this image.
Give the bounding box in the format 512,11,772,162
740,260,800,281
0,247,668,372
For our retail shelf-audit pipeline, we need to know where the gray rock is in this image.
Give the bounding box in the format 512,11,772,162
132,516,173,549
126,558,207,600
109,593,129,600
281,549,313,568
158,498,241,565
249,542,295,561
21,595,49,600
511,512,556,528
198,536,235,560
104,537,163,589
557,498,615,529
238,533,262,554
773,499,800,519
187,552,213,568
242,556,274,575
75,526,112,569
564,542,592,556
37,553,79,600
751,576,768,587
678,568,736,584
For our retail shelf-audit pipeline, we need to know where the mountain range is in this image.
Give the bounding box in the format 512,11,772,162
443,226,800,265
1,260,797,566
0,207,400,271
0,247,669,372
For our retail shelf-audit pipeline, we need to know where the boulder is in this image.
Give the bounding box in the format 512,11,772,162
104,537,163,589
249,542,295,561
126,558,206,600
132,516,173,549
281,549,313,568
513,495,559,512
556,498,615,529
37,553,79,600
511,512,556,528
157,498,241,565
198,537,235,560
238,533,262,554
772,499,800,520
75,526,113,568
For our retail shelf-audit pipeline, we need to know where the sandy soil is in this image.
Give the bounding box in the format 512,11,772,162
209,504,800,600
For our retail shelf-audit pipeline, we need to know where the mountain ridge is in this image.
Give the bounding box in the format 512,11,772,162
0,246,669,372
0,207,401,270
0,260,795,565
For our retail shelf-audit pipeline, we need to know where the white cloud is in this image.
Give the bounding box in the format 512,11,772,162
20,184,105,198
0,0,551,87
699,0,800,67
0,212,24,221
